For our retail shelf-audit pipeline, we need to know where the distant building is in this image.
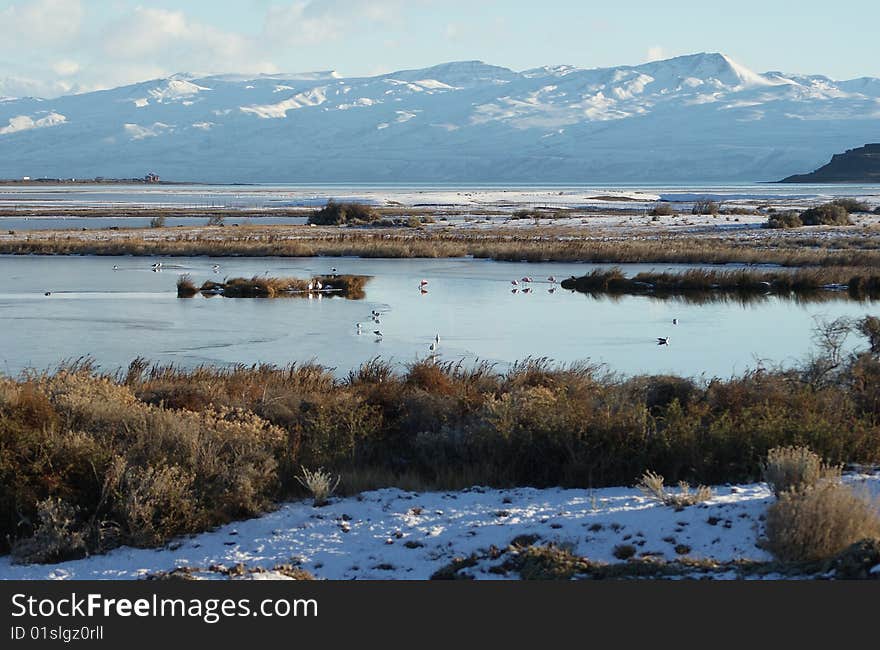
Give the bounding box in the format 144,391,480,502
21,176,30,181
144,172,160,183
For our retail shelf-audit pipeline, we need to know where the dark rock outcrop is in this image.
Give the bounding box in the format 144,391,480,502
780,144,880,183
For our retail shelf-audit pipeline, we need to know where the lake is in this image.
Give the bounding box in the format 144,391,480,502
0,255,876,379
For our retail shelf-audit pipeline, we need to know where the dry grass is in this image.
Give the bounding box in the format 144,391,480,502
560,266,880,298
185,274,369,299
7,224,880,269
636,470,713,508
4,345,880,559
763,483,880,562
762,446,842,497
176,274,198,298
295,467,341,506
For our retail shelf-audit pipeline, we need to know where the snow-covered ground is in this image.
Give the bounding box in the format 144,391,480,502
2,473,878,580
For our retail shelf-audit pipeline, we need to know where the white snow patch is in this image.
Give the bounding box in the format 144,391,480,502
124,122,173,140
4,474,874,580
240,86,328,118
147,79,210,104
0,112,66,135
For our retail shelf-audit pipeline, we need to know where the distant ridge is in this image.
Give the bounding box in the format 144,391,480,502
780,144,880,183
2,53,880,183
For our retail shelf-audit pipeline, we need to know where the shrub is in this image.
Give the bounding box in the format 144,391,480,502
650,203,675,216
206,214,225,227
309,200,379,226
830,538,880,579
857,316,880,354
762,446,842,497
613,544,637,560
636,470,713,508
692,200,720,215
11,498,87,564
149,215,167,228
514,544,590,579
763,483,880,562
831,198,869,213
766,211,802,229
295,466,340,506
800,203,852,226
176,274,198,298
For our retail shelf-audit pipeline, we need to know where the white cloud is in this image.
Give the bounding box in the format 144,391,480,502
52,60,81,77
0,0,83,47
262,0,411,46
0,75,81,99
646,46,666,62
445,23,462,41
0,0,425,98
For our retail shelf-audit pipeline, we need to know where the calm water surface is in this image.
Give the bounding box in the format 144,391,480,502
0,255,876,378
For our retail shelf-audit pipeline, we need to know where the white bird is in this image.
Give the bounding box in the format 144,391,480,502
521,277,533,283
429,343,437,353
434,334,440,344
331,267,338,274
307,281,314,292
356,323,362,334
657,337,670,346
212,264,221,272
315,280,323,290
420,279,429,287
373,330,383,339
673,318,678,325
547,276,557,283
113,265,119,271
548,287,556,294
511,280,519,286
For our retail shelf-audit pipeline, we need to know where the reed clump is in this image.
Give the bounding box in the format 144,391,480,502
176,274,198,298
182,274,370,299
560,266,880,298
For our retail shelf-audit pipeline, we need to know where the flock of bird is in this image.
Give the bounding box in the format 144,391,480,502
355,279,441,355
510,275,558,295
47,263,678,349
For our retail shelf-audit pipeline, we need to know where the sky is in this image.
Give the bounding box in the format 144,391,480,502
1,0,878,98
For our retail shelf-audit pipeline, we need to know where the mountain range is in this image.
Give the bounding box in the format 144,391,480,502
1,53,878,183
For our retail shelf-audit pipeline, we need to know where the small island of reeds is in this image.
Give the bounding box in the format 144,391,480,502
177,274,370,299
560,267,880,300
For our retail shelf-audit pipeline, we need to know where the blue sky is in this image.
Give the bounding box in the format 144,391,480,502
1,0,877,97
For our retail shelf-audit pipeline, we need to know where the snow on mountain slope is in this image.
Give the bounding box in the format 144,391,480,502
0,53,878,182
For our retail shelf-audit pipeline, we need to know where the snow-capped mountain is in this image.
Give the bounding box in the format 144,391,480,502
1,53,878,183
